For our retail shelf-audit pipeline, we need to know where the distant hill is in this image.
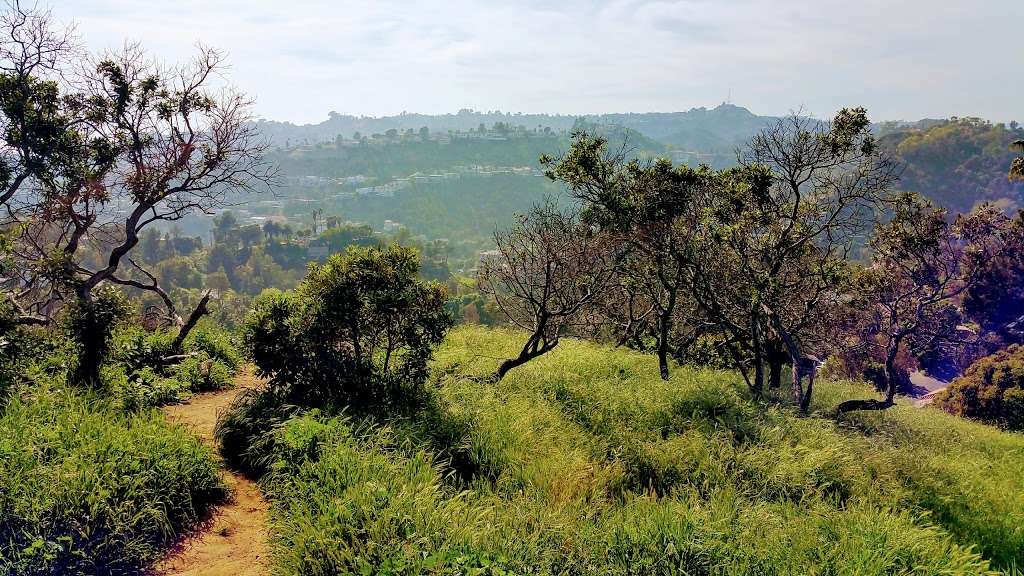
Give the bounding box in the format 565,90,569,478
266,120,666,182
879,117,1024,214
249,109,1024,255
254,103,777,166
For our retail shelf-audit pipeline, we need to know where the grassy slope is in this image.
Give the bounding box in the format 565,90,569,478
264,326,1024,575
0,390,227,576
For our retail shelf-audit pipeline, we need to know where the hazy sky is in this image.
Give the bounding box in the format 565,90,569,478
51,0,1022,125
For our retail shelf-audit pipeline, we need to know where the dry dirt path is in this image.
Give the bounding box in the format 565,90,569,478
154,371,271,576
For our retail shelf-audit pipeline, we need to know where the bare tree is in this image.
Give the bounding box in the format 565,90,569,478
479,200,618,381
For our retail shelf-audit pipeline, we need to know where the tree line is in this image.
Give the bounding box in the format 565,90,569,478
481,110,1024,415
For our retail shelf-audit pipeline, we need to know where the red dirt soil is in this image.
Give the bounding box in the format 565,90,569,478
155,371,271,576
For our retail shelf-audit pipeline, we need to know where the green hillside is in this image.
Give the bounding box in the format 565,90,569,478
258,326,1024,575
881,117,1024,213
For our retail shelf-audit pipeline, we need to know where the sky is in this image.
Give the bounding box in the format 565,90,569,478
50,0,1023,125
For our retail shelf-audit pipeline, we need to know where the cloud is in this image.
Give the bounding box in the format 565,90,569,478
50,0,1024,124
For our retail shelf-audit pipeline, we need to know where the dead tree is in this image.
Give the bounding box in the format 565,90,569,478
479,201,618,381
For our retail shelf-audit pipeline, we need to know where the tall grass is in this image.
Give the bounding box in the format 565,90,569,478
0,390,227,575
259,326,1024,575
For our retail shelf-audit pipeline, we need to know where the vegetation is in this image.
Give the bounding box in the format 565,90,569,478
479,201,617,380
1,4,1023,575
0,3,273,386
254,327,1023,575
107,320,242,410
836,195,1018,412
241,245,452,408
220,245,453,474
935,344,1024,429
882,117,1024,213
520,109,899,413
0,390,226,575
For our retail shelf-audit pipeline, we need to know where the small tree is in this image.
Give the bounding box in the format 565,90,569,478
836,195,1013,413
479,201,617,381
962,213,1024,344
723,109,898,410
243,245,452,407
541,136,710,380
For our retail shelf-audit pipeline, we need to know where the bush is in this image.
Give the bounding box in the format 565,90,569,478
241,245,452,409
62,287,132,388
934,344,1024,429
101,364,189,412
111,328,176,373
0,302,63,400
108,323,240,409
0,391,227,575
182,322,243,371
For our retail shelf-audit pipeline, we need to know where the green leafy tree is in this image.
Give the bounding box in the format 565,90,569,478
242,245,452,407
156,257,203,291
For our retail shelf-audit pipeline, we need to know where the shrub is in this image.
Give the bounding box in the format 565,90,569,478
182,322,243,371
101,364,189,412
111,328,176,373
0,302,61,400
108,323,240,409
62,287,132,388
0,391,227,575
172,356,233,393
241,245,452,409
934,344,1024,429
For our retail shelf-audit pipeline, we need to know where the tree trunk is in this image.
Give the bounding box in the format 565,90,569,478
495,354,531,381
883,341,899,403
834,337,901,416
655,286,679,381
657,336,670,381
171,291,212,353
750,315,764,395
799,369,814,413
71,288,103,389
768,358,782,390
791,358,804,407
493,332,556,382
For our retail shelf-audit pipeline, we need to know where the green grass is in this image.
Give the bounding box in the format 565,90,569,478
260,326,1024,575
0,389,227,575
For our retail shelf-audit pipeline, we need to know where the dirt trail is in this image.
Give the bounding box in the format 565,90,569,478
155,371,271,576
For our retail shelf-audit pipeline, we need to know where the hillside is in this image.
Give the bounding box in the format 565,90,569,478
254,326,1024,574
288,174,564,247
881,117,1024,213
246,111,1024,263
255,103,772,161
